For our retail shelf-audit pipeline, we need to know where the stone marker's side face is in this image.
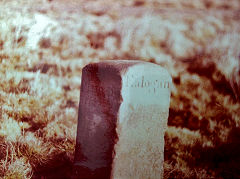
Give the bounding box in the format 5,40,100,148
74,60,172,179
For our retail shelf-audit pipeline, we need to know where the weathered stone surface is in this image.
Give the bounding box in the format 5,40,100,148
73,60,172,179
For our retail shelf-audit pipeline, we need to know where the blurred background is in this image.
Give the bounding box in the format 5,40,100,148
0,0,239,178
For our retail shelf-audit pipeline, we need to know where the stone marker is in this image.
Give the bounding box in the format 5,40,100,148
73,60,172,179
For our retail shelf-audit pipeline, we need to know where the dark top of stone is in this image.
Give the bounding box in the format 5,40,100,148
85,60,143,74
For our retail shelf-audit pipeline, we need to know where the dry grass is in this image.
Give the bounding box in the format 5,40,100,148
0,0,240,178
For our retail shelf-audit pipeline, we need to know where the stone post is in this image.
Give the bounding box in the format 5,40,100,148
73,60,172,179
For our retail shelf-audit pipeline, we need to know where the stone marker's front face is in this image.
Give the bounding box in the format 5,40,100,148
74,60,171,179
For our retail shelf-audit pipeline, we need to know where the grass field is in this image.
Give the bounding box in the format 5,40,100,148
0,0,240,178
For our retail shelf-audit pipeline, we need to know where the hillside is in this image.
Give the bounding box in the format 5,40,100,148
0,0,240,178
